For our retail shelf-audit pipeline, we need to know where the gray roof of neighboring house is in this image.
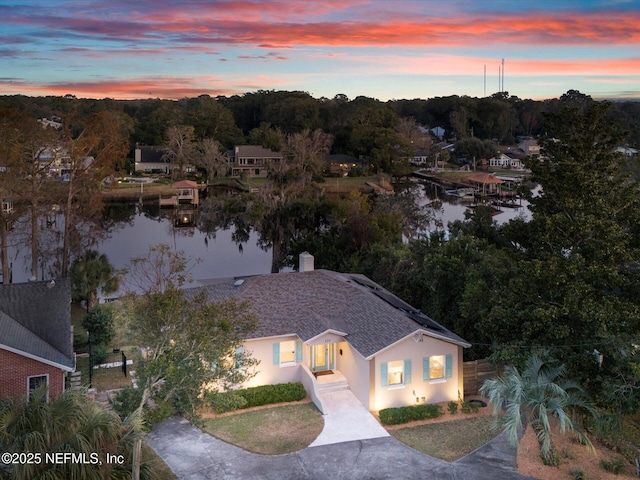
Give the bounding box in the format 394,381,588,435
0,279,74,370
187,270,470,359
234,145,283,159
137,146,170,164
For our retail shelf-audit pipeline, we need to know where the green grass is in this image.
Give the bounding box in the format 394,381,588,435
389,416,498,462
202,403,323,454
75,355,133,391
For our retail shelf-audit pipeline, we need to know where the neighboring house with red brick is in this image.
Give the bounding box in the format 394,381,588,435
0,279,75,400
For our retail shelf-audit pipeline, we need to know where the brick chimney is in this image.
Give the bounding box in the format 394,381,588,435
299,252,314,272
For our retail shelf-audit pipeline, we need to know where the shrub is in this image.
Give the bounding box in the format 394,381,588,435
146,397,173,424
210,383,306,413
208,391,247,413
461,401,480,414
600,458,625,474
541,450,559,466
447,401,458,415
110,386,143,419
569,469,585,480
378,403,443,426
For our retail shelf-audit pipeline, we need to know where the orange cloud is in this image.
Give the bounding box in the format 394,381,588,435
0,77,242,100
10,6,640,48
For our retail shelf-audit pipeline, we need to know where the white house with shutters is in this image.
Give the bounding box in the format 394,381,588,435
488,153,522,169
186,253,470,412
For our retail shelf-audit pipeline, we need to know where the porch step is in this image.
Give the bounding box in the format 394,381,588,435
318,380,349,395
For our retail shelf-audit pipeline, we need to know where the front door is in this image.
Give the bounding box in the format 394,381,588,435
312,344,335,371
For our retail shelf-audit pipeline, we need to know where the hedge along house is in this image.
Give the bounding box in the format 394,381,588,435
187,253,470,412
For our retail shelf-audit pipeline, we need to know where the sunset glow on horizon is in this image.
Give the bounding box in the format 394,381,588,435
2,0,639,101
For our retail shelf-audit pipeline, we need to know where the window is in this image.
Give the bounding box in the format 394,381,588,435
27,374,48,401
273,340,302,366
388,361,404,386
430,355,445,380
423,354,453,382
234,346,244,370
381,360,412,388
280,340,295,364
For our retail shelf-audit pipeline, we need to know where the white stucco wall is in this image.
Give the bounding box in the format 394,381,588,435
242,335,302,388
334,341,371,410
372,334,461,411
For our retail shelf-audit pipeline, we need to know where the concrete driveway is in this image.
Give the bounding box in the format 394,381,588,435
147,416,537,480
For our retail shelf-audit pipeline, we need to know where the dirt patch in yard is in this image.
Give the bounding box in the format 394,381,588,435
517,418,635,479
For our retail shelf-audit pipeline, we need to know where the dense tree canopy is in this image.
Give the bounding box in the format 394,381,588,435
114,246,258,420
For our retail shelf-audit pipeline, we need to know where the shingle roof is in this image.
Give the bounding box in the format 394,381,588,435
137,146,169,164
0,279,74,370
187,270,469,359
235,145,283,159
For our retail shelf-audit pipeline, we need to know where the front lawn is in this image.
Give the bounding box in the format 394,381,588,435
389,416,498,462
75,356,133,391
201,403,323,454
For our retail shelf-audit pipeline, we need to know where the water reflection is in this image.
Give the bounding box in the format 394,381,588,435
7,201,276,286
413,182,532,228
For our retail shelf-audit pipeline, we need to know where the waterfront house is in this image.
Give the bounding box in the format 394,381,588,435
0,279,75,400
188,253,470,412
134,145,171,173
323,153,362,174
488,153,522,169
227,145,283,178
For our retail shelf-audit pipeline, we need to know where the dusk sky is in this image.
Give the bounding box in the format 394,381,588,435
2,0,639,101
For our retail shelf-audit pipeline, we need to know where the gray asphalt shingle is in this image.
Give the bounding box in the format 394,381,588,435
0,279,74,370
189,270,469,359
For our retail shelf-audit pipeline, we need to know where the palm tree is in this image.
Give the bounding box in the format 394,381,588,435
0,387,155,479
480,354,596,465
70,249,120,311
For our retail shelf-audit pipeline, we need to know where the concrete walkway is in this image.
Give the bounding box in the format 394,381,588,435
147,417,536,480
309,380,389,446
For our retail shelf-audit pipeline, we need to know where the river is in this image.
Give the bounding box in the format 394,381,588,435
3,182,533,288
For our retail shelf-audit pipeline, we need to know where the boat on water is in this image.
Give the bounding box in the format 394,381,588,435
444,187,476,198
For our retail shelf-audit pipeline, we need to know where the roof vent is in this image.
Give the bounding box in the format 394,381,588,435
233,279,245,287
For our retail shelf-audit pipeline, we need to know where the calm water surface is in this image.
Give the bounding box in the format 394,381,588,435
6,183,533,286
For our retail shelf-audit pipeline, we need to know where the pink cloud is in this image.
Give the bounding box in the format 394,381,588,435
357,53,640,77
0,76,243,100
7,5,640,48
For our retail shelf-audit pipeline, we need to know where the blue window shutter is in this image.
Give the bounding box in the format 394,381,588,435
445,354,453,379
295,341,303,363
381,362,388,387
423,357,430,381
273,343,280,366
404,360,412,384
